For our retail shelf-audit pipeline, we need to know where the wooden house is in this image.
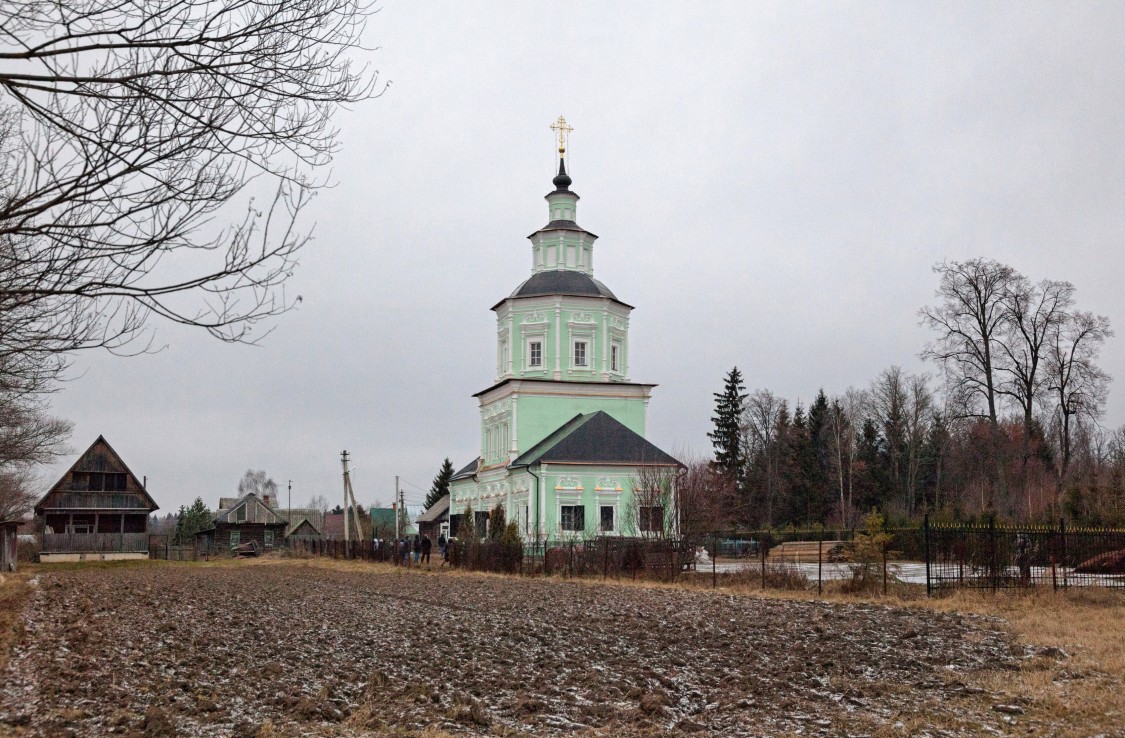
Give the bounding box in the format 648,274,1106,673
416,496,449,544
1,520,18,572
35,436,159,562
196,493,287,556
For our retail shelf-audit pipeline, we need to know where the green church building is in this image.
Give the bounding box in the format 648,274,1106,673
449,121,680,540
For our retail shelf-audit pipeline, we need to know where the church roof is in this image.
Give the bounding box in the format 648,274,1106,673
493,270,631,310
450,457,480,481
527,219,598,239
511,411,680,468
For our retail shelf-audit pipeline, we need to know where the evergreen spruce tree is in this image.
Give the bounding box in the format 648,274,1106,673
425,458,454,510
708,367,748,484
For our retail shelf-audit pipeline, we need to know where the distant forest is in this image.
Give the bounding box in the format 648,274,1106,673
710,259,1122,529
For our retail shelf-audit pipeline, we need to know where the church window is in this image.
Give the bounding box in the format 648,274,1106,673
573,340,587,367
599,505,615,532
528,340,542,367
640,506,665,534
611,343,620,372
561,505,585,532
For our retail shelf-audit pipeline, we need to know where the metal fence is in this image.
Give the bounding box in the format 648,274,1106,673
144,519,1125,595
925,518,1125,592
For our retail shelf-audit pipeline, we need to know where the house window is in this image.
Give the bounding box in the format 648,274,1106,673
561,505,585,532
528,340,542,367
229,529,241,546
234,505,246,523
573,340,587,367
640,506,665,534
264,530,274,547
600,505,614,532
611,343,620,372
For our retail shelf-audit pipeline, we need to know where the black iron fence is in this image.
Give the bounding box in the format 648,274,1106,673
925,517,1125,592
143,520,1125,595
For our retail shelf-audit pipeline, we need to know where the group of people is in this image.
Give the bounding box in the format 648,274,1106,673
390,533,452,565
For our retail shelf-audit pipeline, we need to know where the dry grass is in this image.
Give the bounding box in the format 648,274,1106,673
0,572,32,676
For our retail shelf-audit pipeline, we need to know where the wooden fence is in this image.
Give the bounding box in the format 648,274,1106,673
40,532,149,553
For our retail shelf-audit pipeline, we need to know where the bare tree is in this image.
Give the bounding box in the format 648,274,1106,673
672,460,728,548
996,278,1074,468
742,389,787,526
826,389,864,528
237,469,278,501
1044,310,1113,509
0,0,381,383
921,258,1019,505
624,464,677,539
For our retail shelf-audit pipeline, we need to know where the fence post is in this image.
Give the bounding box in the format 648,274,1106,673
603,537,608,581
712,536,717,589
817,535,823,597
924,514,932,598
882,543,888,596
1060,517,1068,590
989,514,997,594
760,534,767,591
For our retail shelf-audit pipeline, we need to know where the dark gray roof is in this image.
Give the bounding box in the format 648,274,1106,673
512,411,681,468
494,271,631,312
450,457,480,482
527,219,598,239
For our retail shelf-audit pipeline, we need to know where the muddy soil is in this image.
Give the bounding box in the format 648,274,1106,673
0,563,1025,736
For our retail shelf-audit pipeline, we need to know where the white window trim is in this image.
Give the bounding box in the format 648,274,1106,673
527,338,543,368
572,338,591,369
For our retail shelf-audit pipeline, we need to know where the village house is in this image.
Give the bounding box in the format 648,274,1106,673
35,436,159,562
196,493,288,556
416,495,449,543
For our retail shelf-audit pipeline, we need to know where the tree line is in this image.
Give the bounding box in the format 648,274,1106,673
710,259,1120,528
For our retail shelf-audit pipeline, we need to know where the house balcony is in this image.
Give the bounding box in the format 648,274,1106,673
40,532,150,559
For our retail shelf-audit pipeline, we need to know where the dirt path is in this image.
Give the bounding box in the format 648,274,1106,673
0,562,1030,737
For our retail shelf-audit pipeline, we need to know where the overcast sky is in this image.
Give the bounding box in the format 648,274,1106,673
42,1,1125,514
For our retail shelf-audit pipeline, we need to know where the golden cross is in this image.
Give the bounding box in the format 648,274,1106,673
550,115,573,154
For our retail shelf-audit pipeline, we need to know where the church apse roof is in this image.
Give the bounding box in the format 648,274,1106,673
511,411,680,469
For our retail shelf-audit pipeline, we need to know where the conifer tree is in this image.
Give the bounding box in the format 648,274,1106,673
425,458,454,510
709,367,748,483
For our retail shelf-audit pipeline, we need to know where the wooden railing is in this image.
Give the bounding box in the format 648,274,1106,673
41,532,149,553
39,493,149,510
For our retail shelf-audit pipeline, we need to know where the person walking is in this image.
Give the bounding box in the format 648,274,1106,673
420,534,432,564
413,534,421,563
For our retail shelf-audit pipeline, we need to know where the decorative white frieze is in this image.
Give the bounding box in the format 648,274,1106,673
556,476,583,490
523,311,548,324
570,311,595,323
595,477,623,491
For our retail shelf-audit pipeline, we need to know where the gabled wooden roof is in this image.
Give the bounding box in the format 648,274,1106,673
212,493,287,526
35,435,159,514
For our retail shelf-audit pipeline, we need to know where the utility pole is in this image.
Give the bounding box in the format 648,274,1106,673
394,475,401,540
342,451,351,543
287,480,292,529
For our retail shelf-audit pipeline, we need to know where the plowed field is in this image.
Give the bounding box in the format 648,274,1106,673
0,562,1032,737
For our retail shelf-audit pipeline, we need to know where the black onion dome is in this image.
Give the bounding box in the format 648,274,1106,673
552,158,572,190
511,270,616,300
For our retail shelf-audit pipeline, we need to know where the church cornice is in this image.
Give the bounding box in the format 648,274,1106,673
472,376,656,399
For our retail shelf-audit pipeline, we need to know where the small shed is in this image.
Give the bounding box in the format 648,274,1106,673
1,520,18,572
416,495,449,544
